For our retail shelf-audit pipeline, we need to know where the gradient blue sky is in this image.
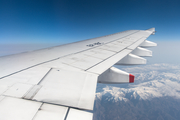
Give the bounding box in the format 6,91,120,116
0,0,180,63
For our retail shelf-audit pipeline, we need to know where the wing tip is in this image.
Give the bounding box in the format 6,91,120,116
146,28,155,32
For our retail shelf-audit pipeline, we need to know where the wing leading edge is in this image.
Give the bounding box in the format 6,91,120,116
0,28,157,120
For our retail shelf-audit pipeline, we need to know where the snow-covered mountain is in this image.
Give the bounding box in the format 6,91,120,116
93,64,180,120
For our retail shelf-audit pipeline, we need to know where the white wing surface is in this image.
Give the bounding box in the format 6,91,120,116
0,28,157,120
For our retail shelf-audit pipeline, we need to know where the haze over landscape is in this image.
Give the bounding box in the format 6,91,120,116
1,0,180,120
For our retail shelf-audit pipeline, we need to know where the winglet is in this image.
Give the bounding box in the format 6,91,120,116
146,28,155,32
146,28,156,35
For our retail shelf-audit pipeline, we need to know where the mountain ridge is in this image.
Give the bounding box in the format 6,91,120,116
93,64,180,120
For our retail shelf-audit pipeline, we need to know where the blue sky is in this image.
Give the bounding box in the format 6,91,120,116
0,0,180,63
1,0,180,44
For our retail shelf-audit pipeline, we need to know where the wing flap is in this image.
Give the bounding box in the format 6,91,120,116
59,54,102,70
0,96,93,120
127,37,146,50
83,48,115,60
98,43,126,52
33,103,68,120
66,108,93,120
31,69,98,110
0,66,98,110
0,97,42,120
87,49,132,74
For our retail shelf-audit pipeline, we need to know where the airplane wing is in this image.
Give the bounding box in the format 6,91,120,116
0,28,157,120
